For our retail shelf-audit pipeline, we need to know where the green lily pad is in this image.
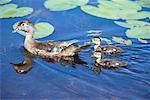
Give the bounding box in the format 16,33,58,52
112,36,132,45
136,0,150,8
126,26,150,39
87,30,102,36
138,38,148,43
0,4,17,11
81,5,119,19
119,10,150,20
81,0,148,20
0,4,33,18
101,37,112,44
0,0,11,4
13,22,55,39
114,20,150,28
98,0,141,11
44,0,88,11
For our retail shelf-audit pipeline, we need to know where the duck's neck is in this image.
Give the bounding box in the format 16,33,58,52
24,32,35,50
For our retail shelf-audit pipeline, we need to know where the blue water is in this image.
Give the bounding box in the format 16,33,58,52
1,0,150,99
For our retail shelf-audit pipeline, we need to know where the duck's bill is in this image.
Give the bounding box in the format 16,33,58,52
12,27,19,33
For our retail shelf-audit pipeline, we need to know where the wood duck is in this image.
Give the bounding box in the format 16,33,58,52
13,20,90,58
92,52,128,69
92,36,123,55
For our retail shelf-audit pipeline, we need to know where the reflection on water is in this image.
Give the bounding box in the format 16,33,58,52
10,45,128,75
9,47,101,74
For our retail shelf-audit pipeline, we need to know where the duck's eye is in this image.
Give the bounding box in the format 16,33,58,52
21,23,25,26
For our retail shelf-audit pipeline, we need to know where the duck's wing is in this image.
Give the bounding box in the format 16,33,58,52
55,40,79,48
35,40,78,51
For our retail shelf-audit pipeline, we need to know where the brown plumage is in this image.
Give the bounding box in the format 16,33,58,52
13,20,90,57
96,59,128,69
95,45,124,55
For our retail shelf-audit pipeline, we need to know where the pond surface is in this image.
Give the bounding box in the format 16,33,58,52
1,0,150,99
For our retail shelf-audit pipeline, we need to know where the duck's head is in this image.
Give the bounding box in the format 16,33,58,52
13,20,36,33
92,36,101,45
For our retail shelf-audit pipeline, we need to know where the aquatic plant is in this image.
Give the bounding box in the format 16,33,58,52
126,26,150,39
13,22,54,39
0,4,33,18
136,0,150,8
112,36,132,45
115,20,150,39
101,37,112,44
44,0,88,11
138,38,148,44
81,0,149,20
0,0,11,4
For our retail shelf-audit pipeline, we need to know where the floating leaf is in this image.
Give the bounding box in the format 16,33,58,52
44,0,88,11
87,30,102,36
87,33,101,37
115,20,150,39
0,0,11,4
119,10,150,20
0,4,17,11
13,22,55,39
114,20,150,28
101,37,112,44
81,5,119,19
126,26,150,39
98,0,141,11
138,38,148,43
112,36,132,45
0,4,33,18
81,0,148,20
136,0,150,8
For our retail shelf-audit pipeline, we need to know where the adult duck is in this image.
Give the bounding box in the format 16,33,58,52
13,20,90,58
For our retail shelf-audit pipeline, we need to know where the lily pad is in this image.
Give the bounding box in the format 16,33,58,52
98,0,141,11
119,10,150,20
136,0,150,8
0,4,33,18
87,30,102,36
44,0,88,11
101,37,112,44
138,38,148,43
0,4,17,11
13,22,55,39
114,20,150,28
126,26,150,39
81,5,119,19
81,0,149,20
0,0,11,4
112,36,132,45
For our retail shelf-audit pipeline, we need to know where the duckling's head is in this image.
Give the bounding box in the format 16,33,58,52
92,36,101,45
13,20,36,33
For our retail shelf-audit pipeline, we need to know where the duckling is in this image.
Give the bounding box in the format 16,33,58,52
13,20,90,57
92,36,123,55
93,52,128,69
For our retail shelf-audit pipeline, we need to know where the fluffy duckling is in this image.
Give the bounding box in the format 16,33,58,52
13,20,90,57
93,52,127,69
92,36,123,55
